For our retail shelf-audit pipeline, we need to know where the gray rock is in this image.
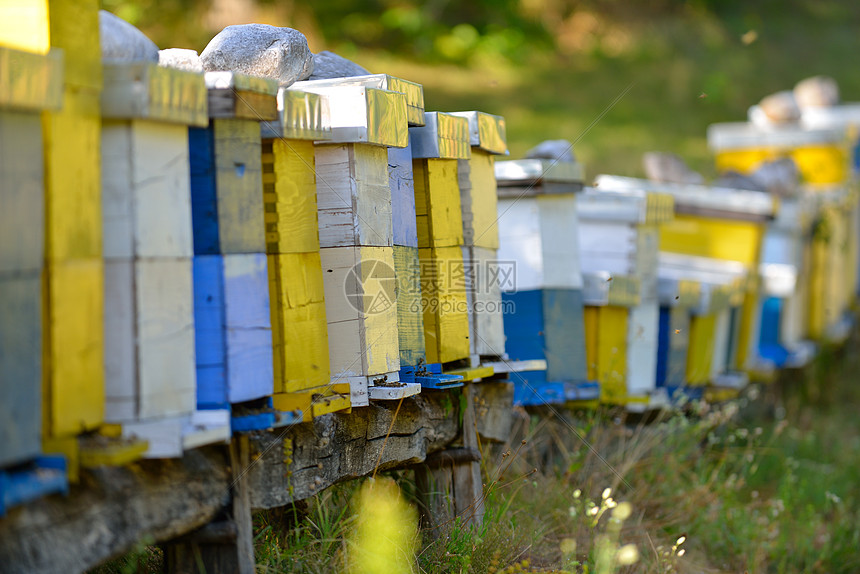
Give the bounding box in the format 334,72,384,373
716,158,800,197
308,51,371,80
158,49,203,73
758,90,800,123
99,10,159,63
200,24,313,86
713,170,765,192
524,140,575,163
642,152,704,185
795,76,840,109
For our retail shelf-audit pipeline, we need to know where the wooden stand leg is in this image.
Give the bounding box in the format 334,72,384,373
164,436,256,573
452,383,484,527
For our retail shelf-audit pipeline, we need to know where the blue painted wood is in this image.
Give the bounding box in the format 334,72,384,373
415,363,464,389
564,381,600,401
665,386,704,402
511,370,566,406
272,409,303,428
389,140,418,248
188,126,221,255
0,273,42,468
543,288,588,383
0,111,44,274
223,253,274,403
501,290,546,361
0,455,68,516
759,297,789,367
656,307,671,387
194,255,228,409
231,412,276,433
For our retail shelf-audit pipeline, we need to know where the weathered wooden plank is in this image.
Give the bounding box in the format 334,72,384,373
394,245,425,367
262,138,319,254
0,110,44,274
104,258,196,423
472,381,514,443
315,143,393,248
625,301,660,396
583,305,629,404
0,273,42,467
413,158,464,249
42,258,104,440
390,142,418,248
0,447,230,574
247,392,460,509
419,246,471,364
453,383,484,527
459,150,499,249
543,288,589,383
46,0,100,90
463,246,506,358
101,120,194,259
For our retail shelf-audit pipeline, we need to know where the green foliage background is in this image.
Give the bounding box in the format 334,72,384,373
103,0,860,178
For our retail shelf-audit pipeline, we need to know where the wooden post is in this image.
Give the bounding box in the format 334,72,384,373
164,437,255,573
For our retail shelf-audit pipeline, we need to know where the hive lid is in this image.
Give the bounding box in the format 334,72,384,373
102,61,208,126
260,87,331,141
594,174,777,222
203,71,279,121
801,103,860,130
286,84,407,147
494,158,585,197
658,252,747,313
577,187,674,225
657,277,702,307
448,111,508,155
290,74,425,126
707,121,848,150
409,111,470,159
0,46,63,112
582,271,641,307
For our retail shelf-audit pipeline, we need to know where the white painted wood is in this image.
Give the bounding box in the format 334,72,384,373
368,380,419,401
104,257,197,424
464,246,506,357
101,121,193,259
122,416,184,459
183,409,231,450
625,301,659,395
710,308,731,379
496,197,544,291
538,195,583,289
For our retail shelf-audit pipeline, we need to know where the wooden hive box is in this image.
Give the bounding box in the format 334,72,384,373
596,175,777,379
494,158,597,406
449,111,509,362
260,88,351,421
34,0,104,479
655,277,702,400
708,122,854,343
100,61,231,457
189,72,277,429
409,112,473,366
758,195,816,368
288,81,415,405
0,42,62,483
576,188,674,409
658,253,748,392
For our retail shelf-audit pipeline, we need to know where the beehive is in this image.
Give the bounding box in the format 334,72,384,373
288,81,413,405
655,277,702,399
708,122,854,343
259,89,351,421
495,158,597,405
0,42,62,473
189,72,277,427
576,187,674,408
449,111,508,362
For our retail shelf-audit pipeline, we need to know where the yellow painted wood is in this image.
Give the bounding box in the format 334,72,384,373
464,150,499,249
686,314,716,386
660,215,764,266
715,145,849,186
393,245,425,366
592,306,628,404
413,158,464,249
808,225,828,339
41,436,78,482
584,306,599,382
268,252,330,394
735,284,761,372
0,1,50,53
47,0,101,90
704,387,740,402
272,383,351,422
447,365,494,382
43,87,102,261
262,138,319,254
418,246,470,364
42,258,104,439
357,246,400,375
79,437,148,467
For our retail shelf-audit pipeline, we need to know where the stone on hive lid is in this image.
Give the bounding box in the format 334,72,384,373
642,151,704,185
200,24,313,87
525,139,575,163
794,75,839,109
716,157,799,197
757,90,801,123
158,48,203,73
99,10,159,63
308,51,370,80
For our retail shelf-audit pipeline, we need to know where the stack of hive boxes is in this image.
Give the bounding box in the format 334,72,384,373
576,187,674,409
495,158,597,405
289,79,413,405
450,111,509,365
189,72,277,430
100,61,231,456
0,27,69,512
261,88,351,421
